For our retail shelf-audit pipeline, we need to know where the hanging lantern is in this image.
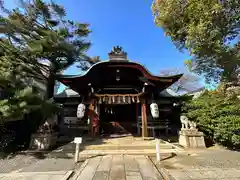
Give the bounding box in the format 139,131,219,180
77,103,86,119
112,96,115,103
102,96,105,102
150,103,159,118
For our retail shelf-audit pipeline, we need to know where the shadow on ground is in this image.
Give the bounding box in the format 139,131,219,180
0,132,107,160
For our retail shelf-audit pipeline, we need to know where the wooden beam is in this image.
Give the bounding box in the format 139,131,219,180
141,99,148,138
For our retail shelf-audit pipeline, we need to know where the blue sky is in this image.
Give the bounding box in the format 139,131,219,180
60,0,191,74
5,0,197,93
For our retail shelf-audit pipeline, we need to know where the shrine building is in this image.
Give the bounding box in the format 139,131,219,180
56,46,183,138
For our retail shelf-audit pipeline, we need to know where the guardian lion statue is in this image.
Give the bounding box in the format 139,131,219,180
180,115,190,129
189,121,197,129
180,115,197,130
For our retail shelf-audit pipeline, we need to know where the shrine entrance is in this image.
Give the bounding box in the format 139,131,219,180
57,46,183,138
99,104,138,136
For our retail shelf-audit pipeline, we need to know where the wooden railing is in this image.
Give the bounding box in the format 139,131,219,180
136,116,170,137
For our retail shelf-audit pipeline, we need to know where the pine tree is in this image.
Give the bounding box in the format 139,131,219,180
0,0,94,122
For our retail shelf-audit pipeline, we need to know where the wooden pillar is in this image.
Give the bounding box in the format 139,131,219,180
96,103,100,135
88,101,95,137
97,104,100,115
141,99,148,138
136,103,139,135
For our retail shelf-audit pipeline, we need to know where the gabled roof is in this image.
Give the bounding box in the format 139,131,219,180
160,88,181,97
160,87,205,98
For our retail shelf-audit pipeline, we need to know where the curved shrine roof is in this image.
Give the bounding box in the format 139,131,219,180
57,59,183,95
58,60,182,81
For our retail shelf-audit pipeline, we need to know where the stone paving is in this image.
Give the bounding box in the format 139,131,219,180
71,155,164,180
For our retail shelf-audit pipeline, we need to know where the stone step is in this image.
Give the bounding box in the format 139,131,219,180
83,144,173,150
54,142,174,151
47,149,180,159
79,149,182,155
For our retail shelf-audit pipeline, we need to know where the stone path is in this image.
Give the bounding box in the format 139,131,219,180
71,155,164,180
0,171,73,180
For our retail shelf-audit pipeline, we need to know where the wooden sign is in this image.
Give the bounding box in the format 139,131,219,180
74,137,82,144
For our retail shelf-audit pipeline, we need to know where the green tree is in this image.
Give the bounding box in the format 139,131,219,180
152,0,240,84
0,0,96,121
182,89,240,149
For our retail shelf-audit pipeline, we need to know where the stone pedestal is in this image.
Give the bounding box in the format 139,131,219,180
179,129,206,148
29,132,59,150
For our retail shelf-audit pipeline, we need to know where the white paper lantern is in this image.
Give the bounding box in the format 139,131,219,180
77,103,86,119
150,103,159,118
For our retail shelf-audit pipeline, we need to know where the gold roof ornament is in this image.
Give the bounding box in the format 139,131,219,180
108,46,128,61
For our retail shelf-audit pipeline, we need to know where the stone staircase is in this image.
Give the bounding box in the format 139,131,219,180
48,136,183,158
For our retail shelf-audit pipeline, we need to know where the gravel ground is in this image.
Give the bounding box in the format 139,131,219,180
0,154,40,173
150,147,240,180
19,158,83,172
0,153,85,173
151,146,240,169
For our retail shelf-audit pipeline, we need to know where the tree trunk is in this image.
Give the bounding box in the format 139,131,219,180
47,72,56,99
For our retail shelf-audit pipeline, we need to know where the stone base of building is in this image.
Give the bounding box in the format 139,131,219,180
178,129,206,148
29,132,59,150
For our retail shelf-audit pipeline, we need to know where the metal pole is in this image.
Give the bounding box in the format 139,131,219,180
156,138,161,162
74,137,82,163
75,143,80,163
